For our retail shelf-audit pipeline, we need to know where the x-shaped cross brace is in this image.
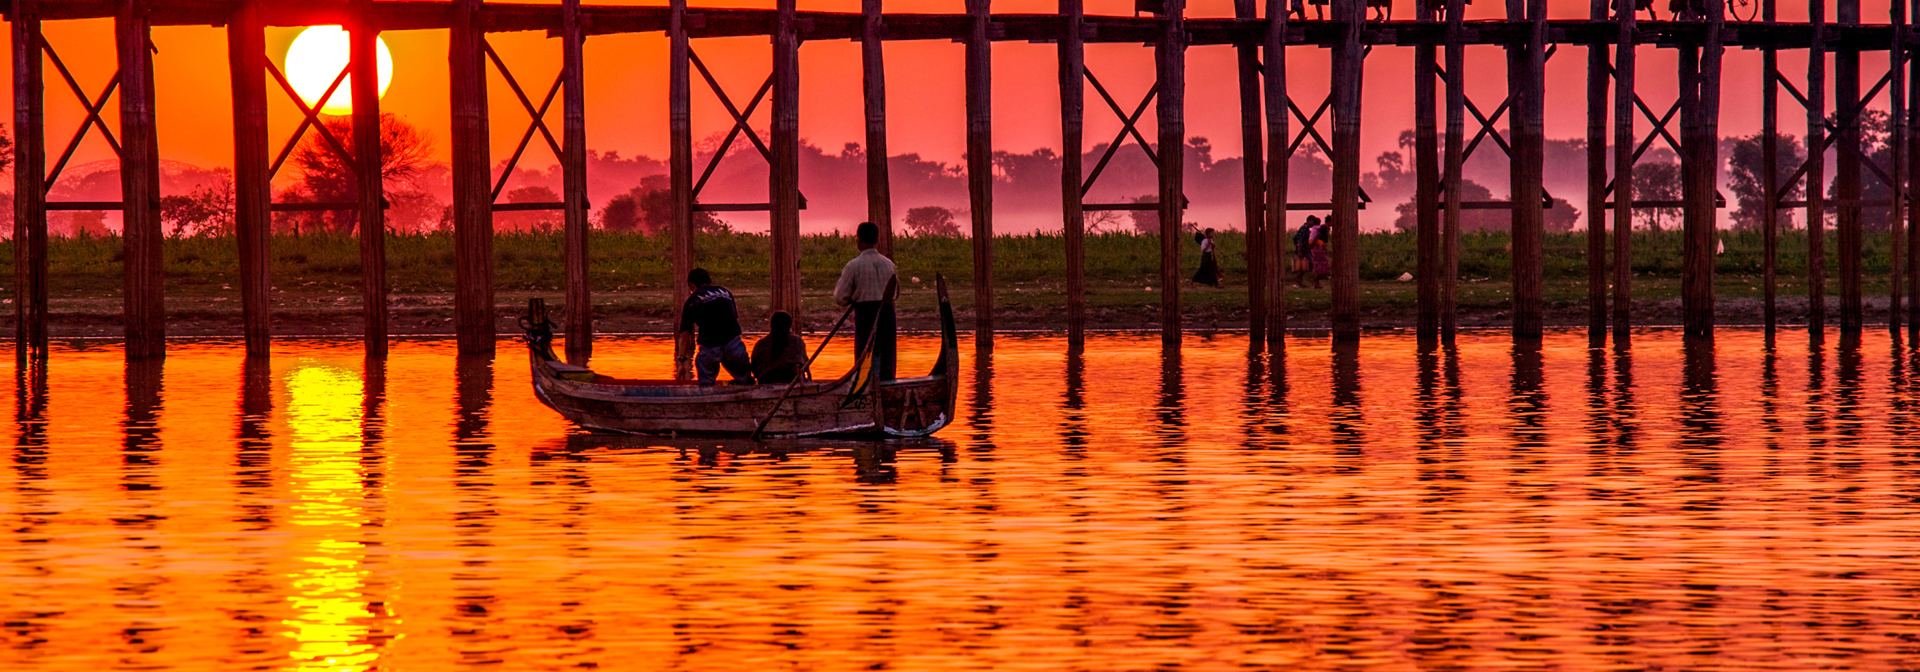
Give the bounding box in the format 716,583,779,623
1285,93,1373,205
1433,48,1559,206
1773,68,1900,203
265,59,356,181
42,41,122,192
690,49,777,199
485,38,565,202
1081,67,1159,197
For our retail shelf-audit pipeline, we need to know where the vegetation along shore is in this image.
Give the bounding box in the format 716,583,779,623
0,228,1902,339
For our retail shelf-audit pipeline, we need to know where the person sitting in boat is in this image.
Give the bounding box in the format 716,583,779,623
677,268,754,386
834,222,898,382
752,311,809,385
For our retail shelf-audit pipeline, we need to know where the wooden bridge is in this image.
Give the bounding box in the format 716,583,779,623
6,0,1914,365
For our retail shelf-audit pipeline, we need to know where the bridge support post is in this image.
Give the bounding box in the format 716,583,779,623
1236,0,1265,345
563,0,591,362
1157,0,1186,345
669,0,694,380
1507,0,1545,342
1585,0,1608,344
351,0,388,358
451,0,494,356
1680,0,1722,339
1443,0,1465,341
1263,0,1291,348
1416,0,1440,344
119,0,165,361
1329,0,1364,342
1762,0,1778,333
771,0,802,317
13,0,47,363
230,1,272,358
1809,1,1828,341
863,0,892,256
1612,0,1636,341
1061,0,1086,346
967,0,993,350
1836,0,1861,333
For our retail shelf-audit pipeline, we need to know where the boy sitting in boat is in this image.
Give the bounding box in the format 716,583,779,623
677,268,754,385
752,311,809,384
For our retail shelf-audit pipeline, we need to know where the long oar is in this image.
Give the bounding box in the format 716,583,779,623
751,303,856,440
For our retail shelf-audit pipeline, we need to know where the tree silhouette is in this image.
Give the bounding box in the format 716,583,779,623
290,113,434,235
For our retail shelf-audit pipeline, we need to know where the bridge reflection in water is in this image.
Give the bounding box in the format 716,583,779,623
3,330,1920,669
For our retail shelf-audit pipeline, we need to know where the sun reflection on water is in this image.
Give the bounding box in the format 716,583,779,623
280,364,382,671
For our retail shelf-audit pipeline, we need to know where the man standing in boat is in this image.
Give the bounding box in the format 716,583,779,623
835,222,897,381
677,268,754,385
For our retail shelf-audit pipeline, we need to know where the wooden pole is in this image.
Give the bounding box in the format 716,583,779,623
1443,0,1464,340
12,0,47,363
862,0,893,256
670,0,694,380
1892,0,1907,334
1061,0,1086,344
966,0,993,349
1585,0,1608,341
1836,0,1862,333
1157,0,1186,345
563,0,591,363
771,0,802,316
119,0,164,361
229,1,271,358
1329,0,1363,342
1909,0,1920,334
1415,0,1440,343
1762,0,1778,332
450,0,494,356
1508,0,1546,341
1612,0,1636,340
1236,0,1266,344
1686,0,1723,338
351,0,388,358
1809,0,1828,340
1263,0,1291,347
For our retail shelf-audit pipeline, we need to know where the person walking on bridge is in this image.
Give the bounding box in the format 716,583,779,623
835,222,898,382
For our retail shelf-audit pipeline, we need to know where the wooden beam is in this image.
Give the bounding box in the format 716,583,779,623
1890,0,1906,334
1157,0,1185,345
1236,0,1265,345
229,0,271,357
1585,0,1607,342
966,0,993,349
1808,0,1827,340
1061,0,1086,345
1416,0,1440,343
1837,0,1861,332
1443,0,1464,341
1692,2,1722,337
119,0,164,361
351,0,388,357
1909,0,1920,334
1762,0,1778,332
771,0,801,316
1508,0,1545,341
1263,0,1290,347
1329,0,1363,342
450,0,494,356
862,0,892,256
670,0,693,380
563,0,591,363
1612,0,1635,340
13,0,47,362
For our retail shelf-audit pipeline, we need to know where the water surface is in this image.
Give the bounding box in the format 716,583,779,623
5,330,1920,670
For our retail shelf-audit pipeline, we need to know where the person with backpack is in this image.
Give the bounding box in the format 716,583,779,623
1291,215,1318,288
1308,216,1332,289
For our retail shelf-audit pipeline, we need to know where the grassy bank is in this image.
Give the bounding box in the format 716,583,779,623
0,228,1900,334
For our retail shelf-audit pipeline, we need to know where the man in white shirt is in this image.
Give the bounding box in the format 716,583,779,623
834,222,897,381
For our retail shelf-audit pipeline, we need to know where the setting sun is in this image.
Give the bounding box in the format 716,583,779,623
285,25,393,116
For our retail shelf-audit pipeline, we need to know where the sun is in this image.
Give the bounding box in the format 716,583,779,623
285,26,393,116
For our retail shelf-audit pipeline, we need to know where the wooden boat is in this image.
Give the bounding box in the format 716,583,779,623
522,276,960,438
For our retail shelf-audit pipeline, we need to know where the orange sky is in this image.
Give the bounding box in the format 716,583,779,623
0,0,1903,198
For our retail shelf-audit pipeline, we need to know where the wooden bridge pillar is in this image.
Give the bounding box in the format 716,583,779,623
1262,0,1291,347
966,0,993,350
1157,0,1186,345
351,0,389,358
1891,0,1907,334
1507,0,1546,342
450,0,494,356
1808,0,1828,340
771,0,802,316
12,0,47,363
119,0,165,361
1836,0,1862,333
563,0,591,362
669,0,694,380
229,0,272,358
862,0,893,256
1762,0,1778,332
1236,0,1265,345
1612,0,1636,341
1585,0,1608,342
1415,0,1440,343
1442,0,1465,340
1680,3,1724,340
1329,0,1364,342
1061,0,1086,345
1909,0,1920,334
